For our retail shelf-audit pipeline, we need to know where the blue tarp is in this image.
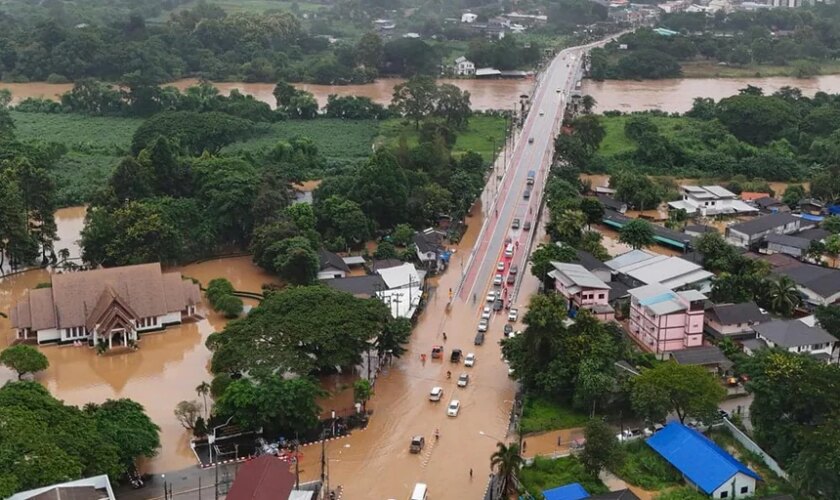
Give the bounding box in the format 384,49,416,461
828,205,840,215
646,423,761,494
799,213,824,222
440,250,452,263
542,483,589,500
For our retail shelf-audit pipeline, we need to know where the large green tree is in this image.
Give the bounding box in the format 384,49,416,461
0,345,49,379
580,418,622,476
272,236,319,285
631,363,725,424
206,286,392,376
391,76,438,129
619,219,655,250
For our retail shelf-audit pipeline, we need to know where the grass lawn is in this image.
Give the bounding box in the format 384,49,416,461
224,118,380,168
706,428,795,497
379,114,507,163
519,456,609,500
680,60,840,78
520,397,589,435
615,440,683,491
598,114,693,157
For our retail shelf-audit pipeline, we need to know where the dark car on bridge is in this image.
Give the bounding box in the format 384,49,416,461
523,189,531,199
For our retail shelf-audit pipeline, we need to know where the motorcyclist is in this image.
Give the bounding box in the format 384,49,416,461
446,370,451,379
442,332,447,341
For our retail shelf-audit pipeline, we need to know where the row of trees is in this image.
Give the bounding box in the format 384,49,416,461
584,86,840,192
0,381,160,498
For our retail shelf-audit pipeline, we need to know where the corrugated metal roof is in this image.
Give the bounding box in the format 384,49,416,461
550,262,611,290
646,423,761,494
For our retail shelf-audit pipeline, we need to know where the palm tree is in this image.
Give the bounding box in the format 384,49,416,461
581,95,596,114
195,381,211,419
553,210,586,245
768,277,802,317
58,248,70,266
490,442,522,499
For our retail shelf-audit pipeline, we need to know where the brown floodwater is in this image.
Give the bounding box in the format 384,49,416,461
2,77,534,111
0,209,283,474
55,205,87,261
582,174,805,198
8,74,840,113
582,74,840,113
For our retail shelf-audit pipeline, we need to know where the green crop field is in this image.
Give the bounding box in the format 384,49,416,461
224,119,380,167
379,114,508,163
10,111,141,152
598,114,692,157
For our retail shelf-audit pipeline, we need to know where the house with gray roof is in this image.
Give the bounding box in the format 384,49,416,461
746,319,838,363
605,249,714,292
596,194,627,214
549,262,614,322
9,474,116,500
774,262,840,308
668,345,733,374
725,213,806,248
705,302,770,339
414,228,446,269
669,185,758,216
752,196,789,214
318,249,350,280
765,233,812,258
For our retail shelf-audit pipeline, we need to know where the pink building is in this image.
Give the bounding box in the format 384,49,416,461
628,283,706,356
549,262,614,321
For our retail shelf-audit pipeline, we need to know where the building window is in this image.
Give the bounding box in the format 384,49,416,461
720,492,728,498
598,293,605,299
740,487,749,494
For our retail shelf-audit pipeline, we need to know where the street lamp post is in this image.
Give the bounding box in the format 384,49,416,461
210,416,233,500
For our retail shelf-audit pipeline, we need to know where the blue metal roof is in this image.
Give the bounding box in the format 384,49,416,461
638,292,676,307
646,423,761,494
542,483,589,500
799,213,824,222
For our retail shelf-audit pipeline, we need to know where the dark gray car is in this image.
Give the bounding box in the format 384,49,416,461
474,332,485,345
493,298,504,311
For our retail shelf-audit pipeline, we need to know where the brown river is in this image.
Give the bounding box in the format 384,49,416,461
7,74,840,112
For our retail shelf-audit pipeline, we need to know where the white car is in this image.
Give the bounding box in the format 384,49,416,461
464,353,476,367
447,400,461,417
539,110,544,116
508,308,518,322
493,274,503,286
481,306,491,320
457,373,470,387
496,261,505,272
478,318,488,332
486,290,497,302
429,386,443,402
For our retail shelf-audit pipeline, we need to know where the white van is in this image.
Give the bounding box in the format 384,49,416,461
504,243,514,258
410,483,428,500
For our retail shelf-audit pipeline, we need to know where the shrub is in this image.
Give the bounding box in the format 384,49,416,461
617,440,682,490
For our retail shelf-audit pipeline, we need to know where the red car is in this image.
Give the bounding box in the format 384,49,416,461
431,345,443,359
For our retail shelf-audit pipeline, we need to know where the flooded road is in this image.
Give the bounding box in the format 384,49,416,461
295,207,532,499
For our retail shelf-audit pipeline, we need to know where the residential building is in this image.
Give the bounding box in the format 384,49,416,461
605,249,714,292
646,423,761,499
596,194,627,213
668,185,758,216
227,455,296,500
572,248,612,283
752,196,789,214
542,484,641,500
798,198,824,215
503,12,549,25
414,228,446,269
548,262,614,321
325,274,387,298
683,224,717,237
747,319,837,363
668,345,733,375
461,12,478,23
9,475,116,500
325,262,424,319
764,233,812,258
9,263,200,348
453,56,476,76
317,249,349,280
475,67,502,78
739,191,770,202
705,302,770,339
725,213,803,248
774,262,840,307
628,283,706,355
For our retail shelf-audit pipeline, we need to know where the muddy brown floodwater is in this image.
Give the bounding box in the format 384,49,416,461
9,74,840,113
0,207,283,473
293,205,541,500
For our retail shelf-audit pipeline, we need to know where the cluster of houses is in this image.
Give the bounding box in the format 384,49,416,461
557,183,840,368
318,228,449,320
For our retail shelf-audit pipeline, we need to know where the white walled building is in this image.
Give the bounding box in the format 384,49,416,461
668,185,758,217
453,56,476,76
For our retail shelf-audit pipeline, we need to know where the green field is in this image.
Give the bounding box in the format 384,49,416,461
378,115,508,163
224,119,380,167
520,397,589,434
598,114,692,157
